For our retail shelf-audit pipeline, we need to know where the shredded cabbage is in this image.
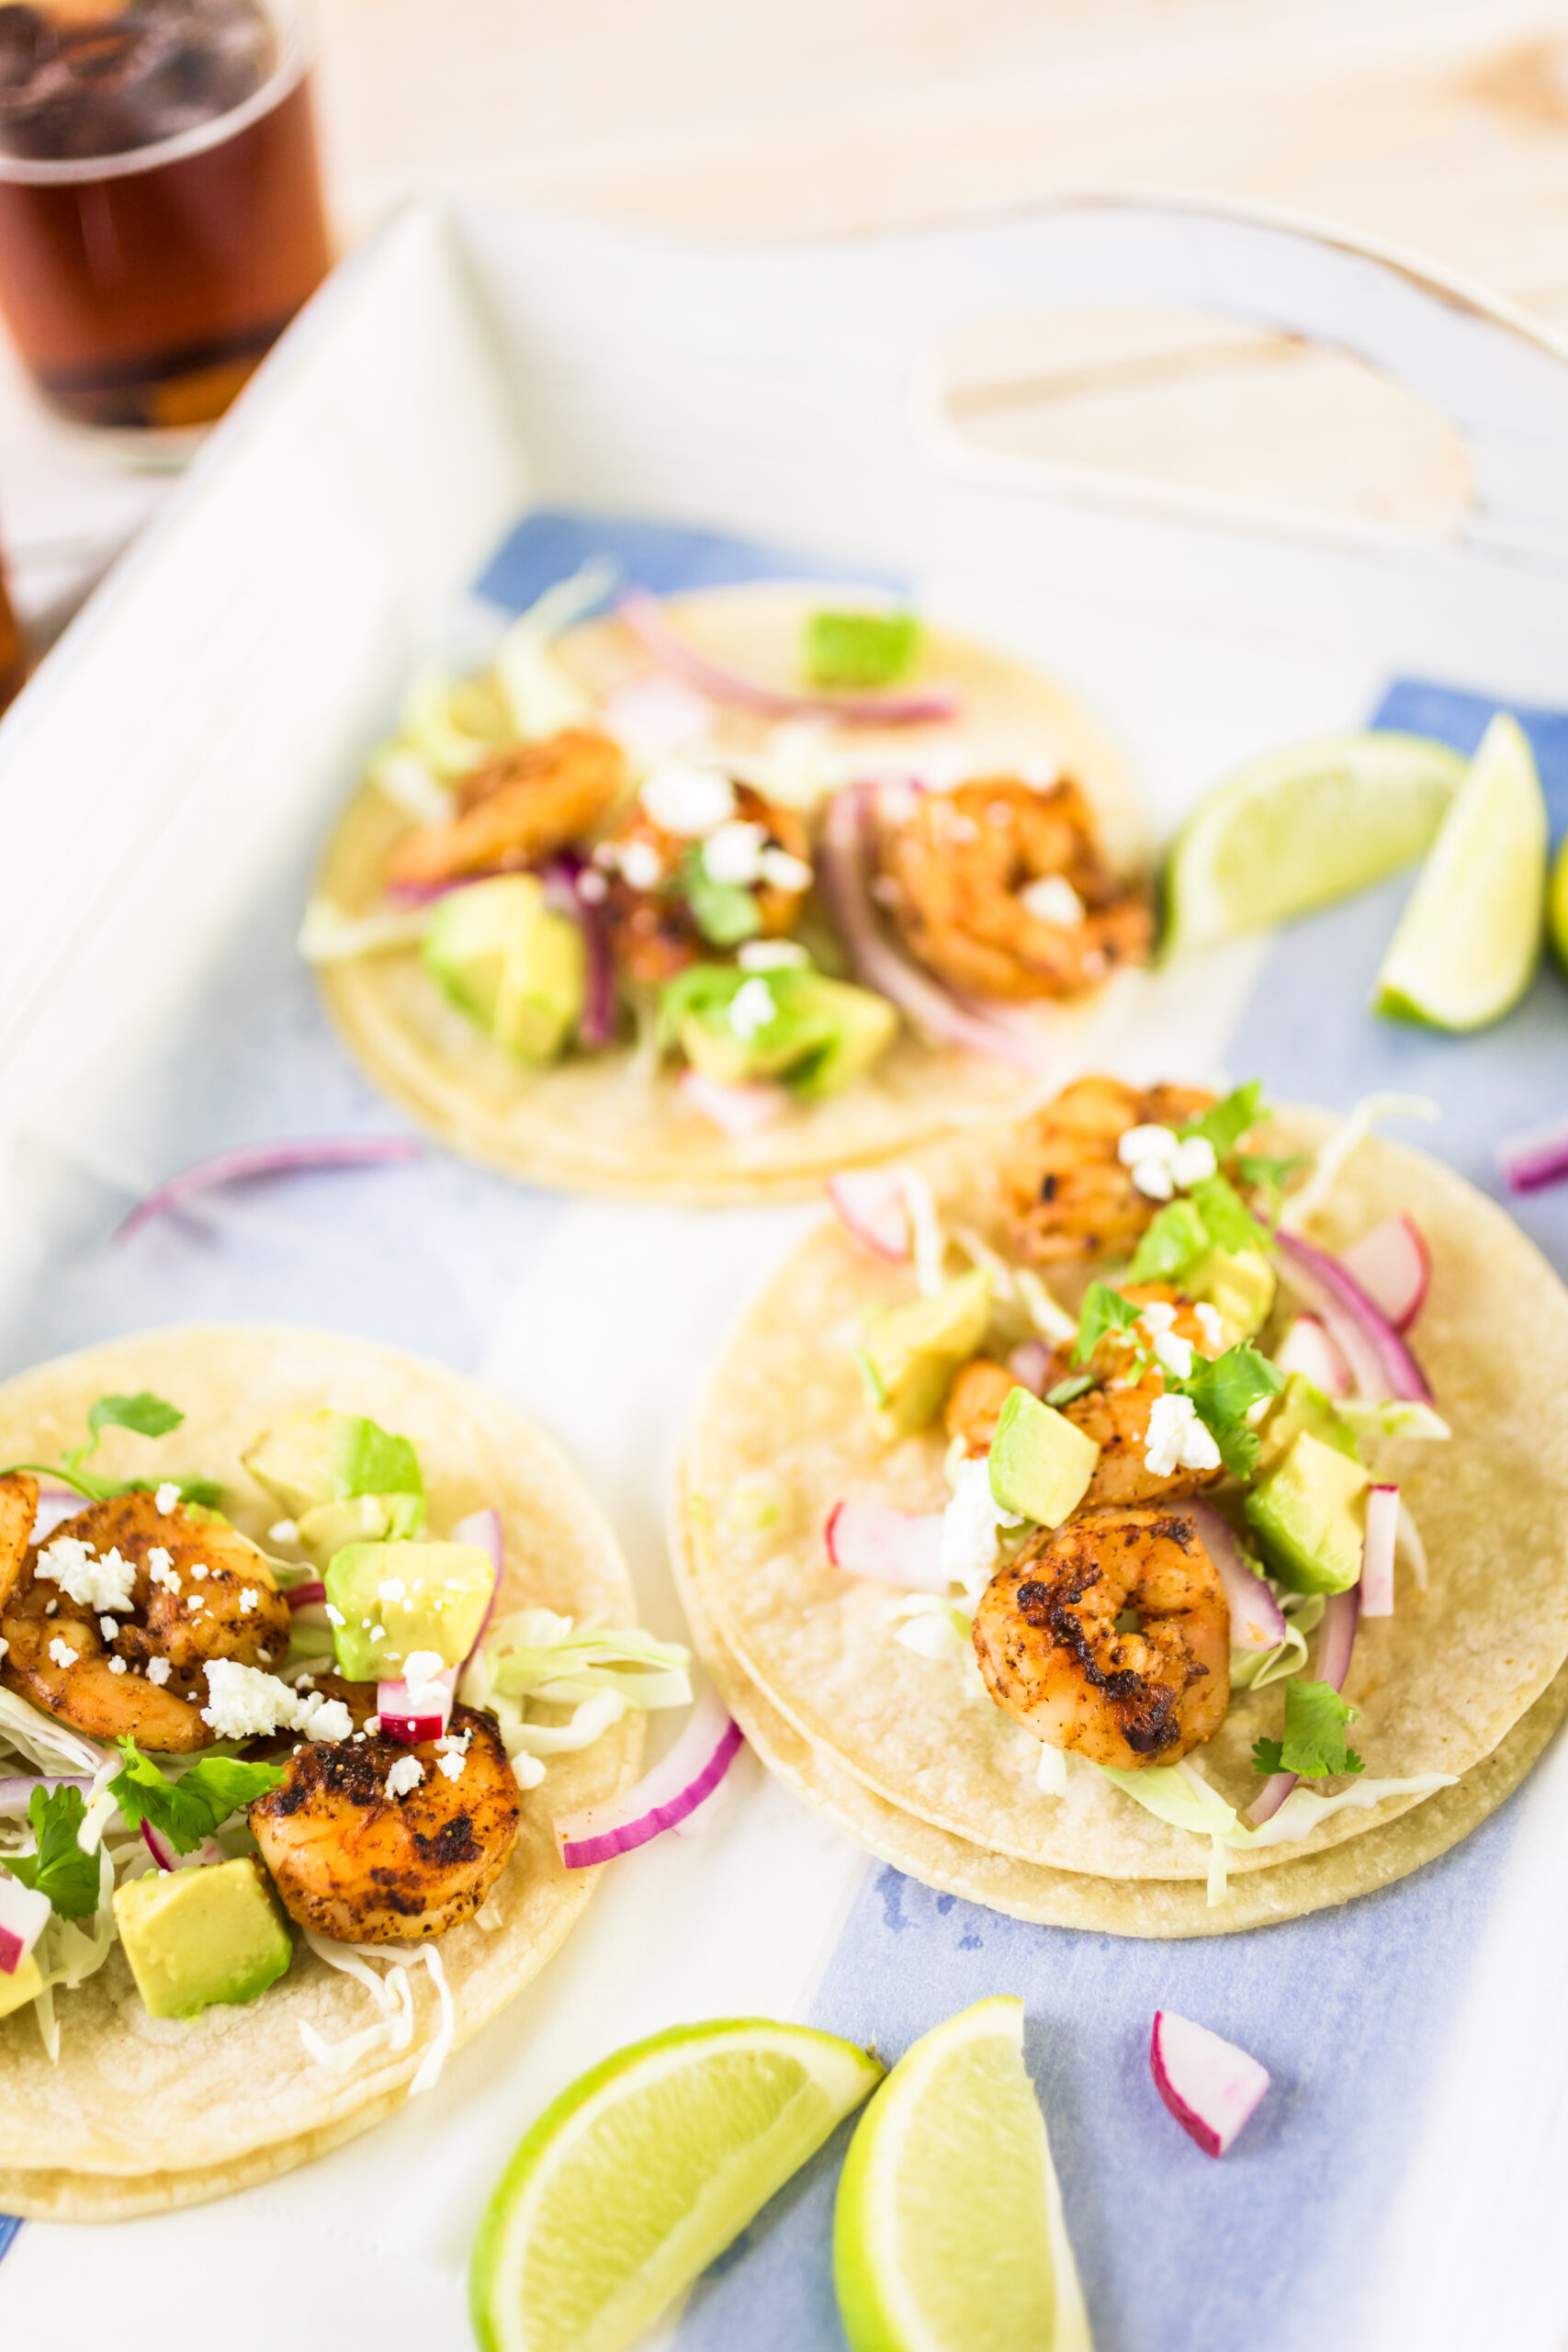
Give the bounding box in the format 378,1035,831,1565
299,1929,457,2094
902,1170,948,1299
298,899,433,965
367,743,451,825
0,1685,104,1778
947,1220,1077,1344
461,1611,691,1784
494,560,615,742
1280,1093,1439,1231
1337,1398,1451,1443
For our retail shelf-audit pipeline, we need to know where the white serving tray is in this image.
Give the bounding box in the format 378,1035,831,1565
3,193,1568,2352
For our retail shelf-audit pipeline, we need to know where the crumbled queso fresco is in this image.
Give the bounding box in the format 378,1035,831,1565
37,1536,136,1614
154,1483,181,1513
940,1456,1024,1602
1143,1393,1222,1478
1116,1123,1218,1203
639,762,736,835
385,1756,424,1801
199,1659,352,1744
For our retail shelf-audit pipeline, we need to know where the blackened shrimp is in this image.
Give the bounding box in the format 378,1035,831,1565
597,783,814,988
0,1487,290,1753
1006,1075,1217,1264
385,728,628,889
972,1507,1229,1769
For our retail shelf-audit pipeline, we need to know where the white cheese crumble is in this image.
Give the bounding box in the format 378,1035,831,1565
325,1602,344,1626
384,1756,424,1802
738,938,810,971
154,1483,181,1513
377,1577,406,1602
1195,1302,1225,1351
758,845,813,893
1151,1329,1195,1381
940,1457,1024,1605
201,1660,351,1744
639,762,736,835
189,1565,208,1581
47,1637,79,1668
618,838,663,891
294,1692,353,1744
239,1589,258,1612
146,1657,171,1686
147,1548,180,1592
728,977,776,1041
435,1750,467,1781
37,1537,135,1613
1116,1124,1219,1202
108,1657,127,1676
365,1714,381,1736
268,1519,299,1544
99,1615,118,1641
1144,1394,1222,1478
1020,874,1085,927
701,818,767,885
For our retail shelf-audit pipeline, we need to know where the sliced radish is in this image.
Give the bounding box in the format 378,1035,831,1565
1150,2011,1270,2157
378,1665,457,1746
555,1687,744,1868
1276,1230,1431,1403
1497,1114,1568,1197
824,1498,948,1590
1007,1339,1052,1395
826,1169,912,1262
1340,1215,1430,1332
678,1067,789,1137
1396,1497,1429,1593
284,1580,327,1611
141,1822,223,1874
1273,1315,1351,1398
1360,1485,1400,1619
0,1871,51,1975
454,1506,505,1656
1184,1502,1287,1653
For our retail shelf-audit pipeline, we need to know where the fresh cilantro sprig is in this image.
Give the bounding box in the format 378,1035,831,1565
1253,1678,1364,1779
1127,1174,1270,1284
1044,1370,1098,1410
677,849,762,949
110,1739,286,1856
0,1390,221,1509
1168,1342,1283,1477
2,1785,100,1919
1071,1281,1143,1366
1235,1152,1308,1226
1176,1080,1268,1160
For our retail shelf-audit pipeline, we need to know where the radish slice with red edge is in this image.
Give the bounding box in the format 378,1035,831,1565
1183,1502,1287,1653
1497,1114,1568,1196
378,1667,457,1746
1150,2011,1270,2157
1247,1583,1359,1826
618,590,960,726
826,1169,912,1262
1359,1486,1400,1618
141,1822,224,1874
0,1871,51,1973
1273,1314,1351,1397
678,1068,789,1137
1008,1339,1052,1395
114,1136,423,1244
284,1580,327,1611
555,1687,744,1869
1275,1230,1431,1403
1339,1214,1430,1331
825,1498,948,1591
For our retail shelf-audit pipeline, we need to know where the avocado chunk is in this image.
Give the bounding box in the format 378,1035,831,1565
243,1408,423,1523
423,874,585,1063
987,1387,1100,1526
0,1946,43,2022
663,967,897,1100
1252,1374,1360,1478
1186,1245,1277,1341
1245,1430,1369,1594
114,1857,292,2021
859,1269,992,1437
804,608,920,690
325,1539,495,1680
295,1491,425,1564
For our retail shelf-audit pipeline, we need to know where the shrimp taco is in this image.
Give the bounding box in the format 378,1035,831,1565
0,1326,690,2219
304,571,1153,1200
674,1079,1568,1929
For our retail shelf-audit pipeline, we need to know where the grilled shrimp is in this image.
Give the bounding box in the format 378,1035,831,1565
1007,1075,1217,1264
385,729,627,889
598,783,814,987
0,1487,291,1753
945,1358,1025,1456
973,1506,1229,1769
249,1677,521,1943
877,777,1152,1001
1066,1285,1225,1508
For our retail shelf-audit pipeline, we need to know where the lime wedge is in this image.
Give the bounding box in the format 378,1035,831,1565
1163,731,1466,951
833,1996,1092,2352
1372,712,1547,1029
1548,828,1568,978
469,2017,883,2352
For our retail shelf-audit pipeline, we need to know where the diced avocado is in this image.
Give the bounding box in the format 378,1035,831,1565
296,1490,425,1562
114,1858,292,2021
859,1269,992,1437
0,1947,42,2021
325,1539,494,1680
665,967,897,1099
1245,1430,1369,1595
788,980,898,1102
423,874,584,1063
243,1408,423,1522
1186,1245,1277,1341
987,1388,1099,1527
804,609,920,690
1252,1373,1360,1477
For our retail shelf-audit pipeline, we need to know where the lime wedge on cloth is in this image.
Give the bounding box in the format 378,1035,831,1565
1547,826,1568,978
470,2017,882,2352
1372,712,1547,1029
834,1996,1092,2352
1164,731,1466,951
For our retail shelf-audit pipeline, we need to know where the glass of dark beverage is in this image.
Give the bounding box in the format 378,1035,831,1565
0,0,331,430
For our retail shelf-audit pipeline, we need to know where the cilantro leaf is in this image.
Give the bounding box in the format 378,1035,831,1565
1251,1678,1364,1779
110,1739,285,1855
1186,1173,1269,1258
1178,1080,1268,1159
88,1392,184,1443
1126,1198,1210,1284
1044,1370,1098,1409
1235,1151,1307,1224
1071,1281,1142,1365
1171,1342,1283,1476
679,850,762,948
2,1785,100,1919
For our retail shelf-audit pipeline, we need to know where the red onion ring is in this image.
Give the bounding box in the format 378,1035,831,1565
1275,1230,1431,1403
114,1137,423,1245
555,1688,744,1869
618,590,959,726
1184,1502,1287,1653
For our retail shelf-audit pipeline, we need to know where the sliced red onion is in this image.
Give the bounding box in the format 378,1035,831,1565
1008,1340,1052,1396
0,1869,51,1973
1247,1584,1359,1826
1339,1215,1430,1330
678,1068,790,1136
1150,2011,1270,2158
818,786,1052,1072
284,1580,327,1611
1497,1114,1568,1196
542,854,618,1048
1273,1315,1351,1398
141,1821,223,1874
1396,1497,1429,1594
378,1666,457,1746
601,670,715,762
1360,1486,1399,1619
826,1169,912,1262
555,1687,745,1869
618,591,959,726
824,1498,949,1591
114,1136,423,1244
454,1506,505,1658
1184,1502,1287,1653
141,1820,175,1872
0,1773,93,1817
1276,1230,1432,1404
